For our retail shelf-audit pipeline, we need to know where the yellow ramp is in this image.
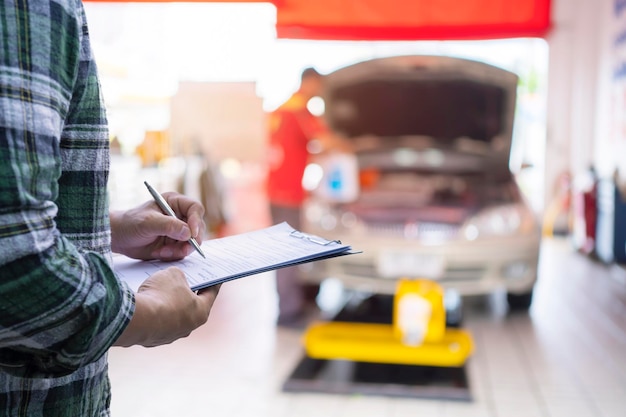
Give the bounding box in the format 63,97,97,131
304,321,473,367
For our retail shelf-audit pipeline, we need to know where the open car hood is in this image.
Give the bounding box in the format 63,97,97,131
322,55,519,177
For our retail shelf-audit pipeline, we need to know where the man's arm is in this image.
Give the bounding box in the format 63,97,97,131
0,240,134,377
0,0,133,378
314,131,354,154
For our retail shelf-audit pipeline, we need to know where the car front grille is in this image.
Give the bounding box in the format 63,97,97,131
364,221,461,240
339,260,486,282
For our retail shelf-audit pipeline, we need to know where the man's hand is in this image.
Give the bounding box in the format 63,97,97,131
110,192,206,261
114,267,220,347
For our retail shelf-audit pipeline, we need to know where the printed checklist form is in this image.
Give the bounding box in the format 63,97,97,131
113,222,359,292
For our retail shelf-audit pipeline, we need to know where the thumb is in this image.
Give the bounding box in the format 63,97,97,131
197,284,220,311
148,214,192,242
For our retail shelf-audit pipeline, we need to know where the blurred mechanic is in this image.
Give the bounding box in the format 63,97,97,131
266,67,349,326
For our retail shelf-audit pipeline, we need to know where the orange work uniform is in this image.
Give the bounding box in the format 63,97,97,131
265,92,326,322
266,93,325,207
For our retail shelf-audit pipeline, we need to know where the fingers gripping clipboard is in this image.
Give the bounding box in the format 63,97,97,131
113,222,360,292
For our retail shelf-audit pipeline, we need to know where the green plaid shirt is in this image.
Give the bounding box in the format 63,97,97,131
0,0,135,415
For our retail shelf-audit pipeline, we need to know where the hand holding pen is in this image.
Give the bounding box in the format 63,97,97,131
144,181,207,259
109,183,207,261
112,185,216,348
109,181,217,348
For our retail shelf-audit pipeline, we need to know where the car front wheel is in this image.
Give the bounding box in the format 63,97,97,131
507,288,534,311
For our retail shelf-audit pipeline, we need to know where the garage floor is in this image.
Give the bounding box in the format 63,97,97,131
107,168,626,417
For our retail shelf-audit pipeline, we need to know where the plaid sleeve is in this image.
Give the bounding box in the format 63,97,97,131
0,0,134,378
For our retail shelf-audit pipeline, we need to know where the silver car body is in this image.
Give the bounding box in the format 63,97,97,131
301,55,541,299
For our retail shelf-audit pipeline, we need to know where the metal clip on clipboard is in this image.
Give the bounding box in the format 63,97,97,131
289,229,342,246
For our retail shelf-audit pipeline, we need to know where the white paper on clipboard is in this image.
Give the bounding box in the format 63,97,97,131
113,221,359,292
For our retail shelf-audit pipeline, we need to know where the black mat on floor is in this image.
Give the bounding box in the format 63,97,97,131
282,357,471,400
281,293,471,400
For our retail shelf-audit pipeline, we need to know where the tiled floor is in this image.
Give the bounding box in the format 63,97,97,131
107,164,626,417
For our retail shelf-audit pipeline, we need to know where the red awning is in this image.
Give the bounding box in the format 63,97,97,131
84,0,551,41
273,0,552,41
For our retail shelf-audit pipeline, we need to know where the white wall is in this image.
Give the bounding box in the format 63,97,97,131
169,82,266,163
592,0,617,179
545,0,611,204
545,0,626,193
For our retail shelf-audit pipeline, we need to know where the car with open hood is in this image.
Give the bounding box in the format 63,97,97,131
301,55,541,310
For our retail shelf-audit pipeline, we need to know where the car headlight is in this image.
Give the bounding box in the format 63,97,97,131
304,201,359,232
461,204,536,240
304,201,340,231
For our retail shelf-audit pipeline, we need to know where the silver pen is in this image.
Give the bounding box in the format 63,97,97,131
143,181,206,259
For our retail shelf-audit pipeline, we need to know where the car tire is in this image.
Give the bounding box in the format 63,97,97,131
506,289,534,311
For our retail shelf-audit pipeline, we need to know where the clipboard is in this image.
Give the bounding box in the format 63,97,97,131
113,222,360,292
